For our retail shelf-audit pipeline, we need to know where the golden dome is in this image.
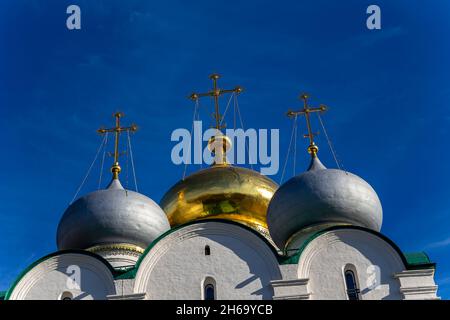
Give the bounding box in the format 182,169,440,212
160,164,279,239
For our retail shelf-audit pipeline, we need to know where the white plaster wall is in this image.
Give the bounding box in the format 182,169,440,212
8,253,116,300
297,229,405,300
8,226,438,300
134,221,282,300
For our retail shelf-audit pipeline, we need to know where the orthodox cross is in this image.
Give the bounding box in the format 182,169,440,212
97,112,138,179
287,93,327,157
189,74,243,130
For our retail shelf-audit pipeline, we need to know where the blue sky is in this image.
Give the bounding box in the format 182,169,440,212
1,0,449,298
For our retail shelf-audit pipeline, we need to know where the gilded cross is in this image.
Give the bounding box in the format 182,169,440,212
287,93,327,157
97,112,138,179
189,74,243,130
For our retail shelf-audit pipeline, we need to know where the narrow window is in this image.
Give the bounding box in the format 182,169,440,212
203,277,216,300
205,245,211,256
204,284,215,300
344,270,360,300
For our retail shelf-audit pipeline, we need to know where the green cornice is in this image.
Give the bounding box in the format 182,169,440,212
404,252,434,268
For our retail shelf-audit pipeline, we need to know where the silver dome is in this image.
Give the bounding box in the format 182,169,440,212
267,156,382,249
57,179,170,250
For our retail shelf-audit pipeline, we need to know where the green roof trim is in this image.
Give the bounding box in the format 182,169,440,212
404,252,433,267
4,249,116,300
279,225,436,270
113,266,137,280
0,291,6,300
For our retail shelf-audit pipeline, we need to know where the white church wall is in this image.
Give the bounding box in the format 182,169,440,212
133,221,282,300
5,225,438,300
297,229,406,300
8,252,116,300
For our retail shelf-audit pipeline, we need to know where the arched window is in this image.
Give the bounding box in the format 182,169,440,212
203,277,216,300
344,270,360,300
205,245,211,256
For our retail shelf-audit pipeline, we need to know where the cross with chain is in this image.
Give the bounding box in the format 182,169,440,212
189,74,243,130
287,93,327,157
97,112,138,179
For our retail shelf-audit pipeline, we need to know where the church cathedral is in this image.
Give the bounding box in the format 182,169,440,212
1,75,439,300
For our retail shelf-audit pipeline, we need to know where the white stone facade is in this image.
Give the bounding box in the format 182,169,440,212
4,221,439,300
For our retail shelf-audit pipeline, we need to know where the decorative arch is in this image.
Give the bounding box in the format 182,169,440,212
6,250,116,300
296,228,406,299
288,225,433,270
202,276,216,300
297,228,405,278
134,219,281,270
133,220,282,299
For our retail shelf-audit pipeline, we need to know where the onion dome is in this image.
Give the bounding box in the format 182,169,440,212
162,73,278,241
160,163,278,239
57,112,170,258
267,93,382,249
267,156,382,249
57,178,170,251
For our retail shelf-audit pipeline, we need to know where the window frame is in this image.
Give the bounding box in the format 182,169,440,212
202,277,216,300
343,265,361,300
